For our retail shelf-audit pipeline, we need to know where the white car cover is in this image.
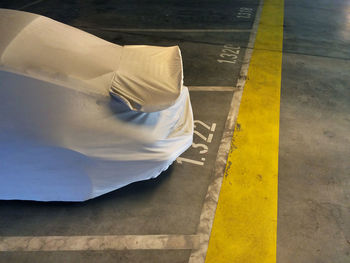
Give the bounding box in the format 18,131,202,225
0,9,193,201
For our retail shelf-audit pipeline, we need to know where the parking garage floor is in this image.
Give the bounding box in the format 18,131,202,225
0,0,349,262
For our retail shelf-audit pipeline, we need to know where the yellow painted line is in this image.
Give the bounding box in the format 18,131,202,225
205,0,284,262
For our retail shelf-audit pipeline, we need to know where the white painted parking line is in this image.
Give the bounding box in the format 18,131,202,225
19,0,47,10
0,235,199,251
207,134,214,143
78,26,252,33
188,86,235,92
188,1,265,262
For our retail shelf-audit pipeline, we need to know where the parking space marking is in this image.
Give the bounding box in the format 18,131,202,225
18,0,46,10
188,1,265,262
205,0,284,262
177,119,217,167
77,27,252,33
0,235,199,251
188,86,235,92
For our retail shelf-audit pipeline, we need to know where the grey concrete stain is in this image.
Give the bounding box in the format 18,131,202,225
236,123,241,131
323,130,336,139
224,161,232,178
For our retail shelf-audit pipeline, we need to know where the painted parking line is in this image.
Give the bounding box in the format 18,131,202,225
78,27,251,33
0,235,199,251
205,0,284,262
188,1,264,261
18,0,47,10
188,86,235,92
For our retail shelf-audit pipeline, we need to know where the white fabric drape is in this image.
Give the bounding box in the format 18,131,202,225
0,9,193,201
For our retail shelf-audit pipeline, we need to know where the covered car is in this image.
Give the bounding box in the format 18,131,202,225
0,9,193,201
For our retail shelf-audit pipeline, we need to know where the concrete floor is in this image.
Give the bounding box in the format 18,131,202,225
0,0,349,262
277,0,350,262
